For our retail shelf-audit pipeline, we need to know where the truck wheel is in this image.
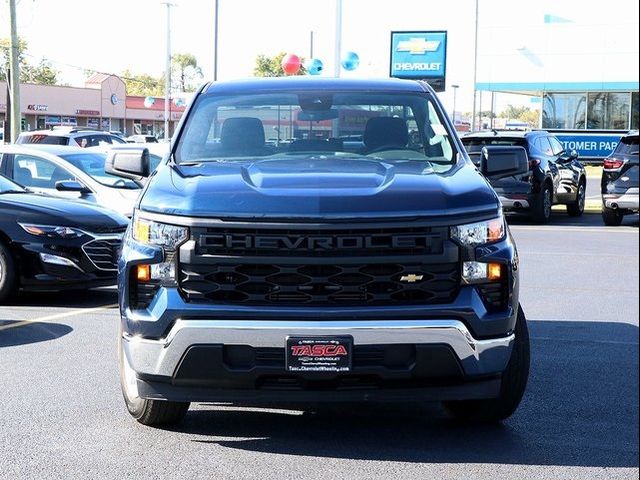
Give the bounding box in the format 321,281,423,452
566,181,586,217
443,305,530,423
0,241,18,303
118,329,190,426
602,207,624,226
531,184,552,223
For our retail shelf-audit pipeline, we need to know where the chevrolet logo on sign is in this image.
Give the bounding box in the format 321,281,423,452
399,274,424,283
396,38,441,55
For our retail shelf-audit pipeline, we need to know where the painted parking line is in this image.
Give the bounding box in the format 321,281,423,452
0,303,118,332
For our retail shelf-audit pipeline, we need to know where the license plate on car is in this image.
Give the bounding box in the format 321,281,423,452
286,336,353,372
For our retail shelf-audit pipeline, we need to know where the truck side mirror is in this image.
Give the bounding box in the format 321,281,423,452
480,146,529,179
105,147,150,181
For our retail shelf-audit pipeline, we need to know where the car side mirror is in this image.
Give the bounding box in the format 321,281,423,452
480,146,529,179
55,180,91,194
569,149,579,159
105,147,150,180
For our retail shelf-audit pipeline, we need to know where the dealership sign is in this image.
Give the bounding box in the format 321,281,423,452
390,31,447,91
554,133,622,159
27,104,48,111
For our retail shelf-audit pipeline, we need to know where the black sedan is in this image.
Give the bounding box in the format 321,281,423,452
0,174,128,302
462,130,586,223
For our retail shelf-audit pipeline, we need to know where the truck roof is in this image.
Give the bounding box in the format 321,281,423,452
204,77,431,95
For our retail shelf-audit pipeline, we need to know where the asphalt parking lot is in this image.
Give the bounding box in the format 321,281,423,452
1,213,638,480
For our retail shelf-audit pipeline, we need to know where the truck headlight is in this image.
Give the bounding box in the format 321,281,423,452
450,216,505,246
132,212,188,250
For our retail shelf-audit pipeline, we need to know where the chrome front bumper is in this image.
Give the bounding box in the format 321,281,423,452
604,189,639,210
123,319,514,378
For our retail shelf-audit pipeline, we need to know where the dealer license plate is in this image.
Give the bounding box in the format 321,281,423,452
286,336,353,373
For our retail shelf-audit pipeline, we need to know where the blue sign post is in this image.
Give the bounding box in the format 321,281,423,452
390,31,447,91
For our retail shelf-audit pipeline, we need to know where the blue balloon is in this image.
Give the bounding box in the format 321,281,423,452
341,51,359,71
143,96,155,108
174,97,186,107
305,58,324,75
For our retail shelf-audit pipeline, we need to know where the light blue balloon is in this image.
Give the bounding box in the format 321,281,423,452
143,96,155,108
174,97,186,107
305,58,324,75
341,51,360,71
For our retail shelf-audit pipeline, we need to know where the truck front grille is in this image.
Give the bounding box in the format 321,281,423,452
179,262,460,306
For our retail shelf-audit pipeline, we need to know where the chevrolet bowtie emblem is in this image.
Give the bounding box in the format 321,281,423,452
400,274,424,283
396,38,441,55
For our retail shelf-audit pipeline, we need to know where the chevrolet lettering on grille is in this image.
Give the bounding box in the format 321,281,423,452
199,233,441,252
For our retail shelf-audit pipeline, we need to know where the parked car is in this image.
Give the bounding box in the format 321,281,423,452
16,127,127,148
107,77,530,426
0,144,142,217
461,130,586,223
126,134,158,144
0,174,128,302
601,130,639,225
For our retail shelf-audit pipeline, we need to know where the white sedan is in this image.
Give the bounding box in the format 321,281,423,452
0,144,143,217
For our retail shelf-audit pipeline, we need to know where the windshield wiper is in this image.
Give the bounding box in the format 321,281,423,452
0,189,27,194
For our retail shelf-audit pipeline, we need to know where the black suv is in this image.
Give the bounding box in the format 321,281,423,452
601,130,639,225
462,130,586,223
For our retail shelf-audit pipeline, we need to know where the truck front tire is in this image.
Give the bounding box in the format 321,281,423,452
118,329,190,426
443,305,530,423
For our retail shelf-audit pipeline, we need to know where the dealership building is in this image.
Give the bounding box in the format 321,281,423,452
0,73,185,138
474,1,639,159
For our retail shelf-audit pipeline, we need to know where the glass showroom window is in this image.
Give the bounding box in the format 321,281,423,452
542,93,587,129
632,92,639,130
587,93,630,130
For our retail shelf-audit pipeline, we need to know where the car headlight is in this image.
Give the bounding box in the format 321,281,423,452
451,216,505,246
19,223,85,239
132,212,188,250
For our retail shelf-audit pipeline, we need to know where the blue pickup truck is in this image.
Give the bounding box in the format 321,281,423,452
106,77,530,426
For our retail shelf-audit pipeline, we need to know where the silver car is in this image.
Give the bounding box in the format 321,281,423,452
0,144,141,217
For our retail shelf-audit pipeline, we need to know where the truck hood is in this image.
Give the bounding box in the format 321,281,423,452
138,157,499,220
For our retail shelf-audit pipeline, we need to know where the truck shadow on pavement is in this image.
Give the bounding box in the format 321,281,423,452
178,320,639,468
0,322,72,348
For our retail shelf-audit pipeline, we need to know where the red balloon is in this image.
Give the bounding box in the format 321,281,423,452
281,53,301,75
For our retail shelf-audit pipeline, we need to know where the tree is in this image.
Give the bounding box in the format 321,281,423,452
0,37,59,85
121,69,164,97
253,52,306,77
171,53,202,92
500,105,531,120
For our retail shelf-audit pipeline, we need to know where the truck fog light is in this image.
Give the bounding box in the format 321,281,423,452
150,262,176,281
462,261,503,283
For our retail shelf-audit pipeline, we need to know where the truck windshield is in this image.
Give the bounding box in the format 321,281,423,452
175,91,456,166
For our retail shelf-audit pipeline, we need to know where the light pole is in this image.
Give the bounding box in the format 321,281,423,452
334,0,343,77
471,0,479,131
451,84,459,124
162,2,175,141
213,0,219,81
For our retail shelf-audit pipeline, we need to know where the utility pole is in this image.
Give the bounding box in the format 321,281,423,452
8,0,21,143
310,30,314,59
334,0,343,77
162,2,174,141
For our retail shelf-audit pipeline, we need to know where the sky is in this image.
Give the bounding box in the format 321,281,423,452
1,0,638,115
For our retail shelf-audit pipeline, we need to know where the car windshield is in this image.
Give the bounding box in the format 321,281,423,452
0,174,26,193
175,90,457,172
614,135,639,156
58,153,140,189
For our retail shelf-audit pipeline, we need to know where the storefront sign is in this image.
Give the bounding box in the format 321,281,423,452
87,117,100,129
76,109,100,116
27,104,48,111
554,133,622,159
390,31,447,91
